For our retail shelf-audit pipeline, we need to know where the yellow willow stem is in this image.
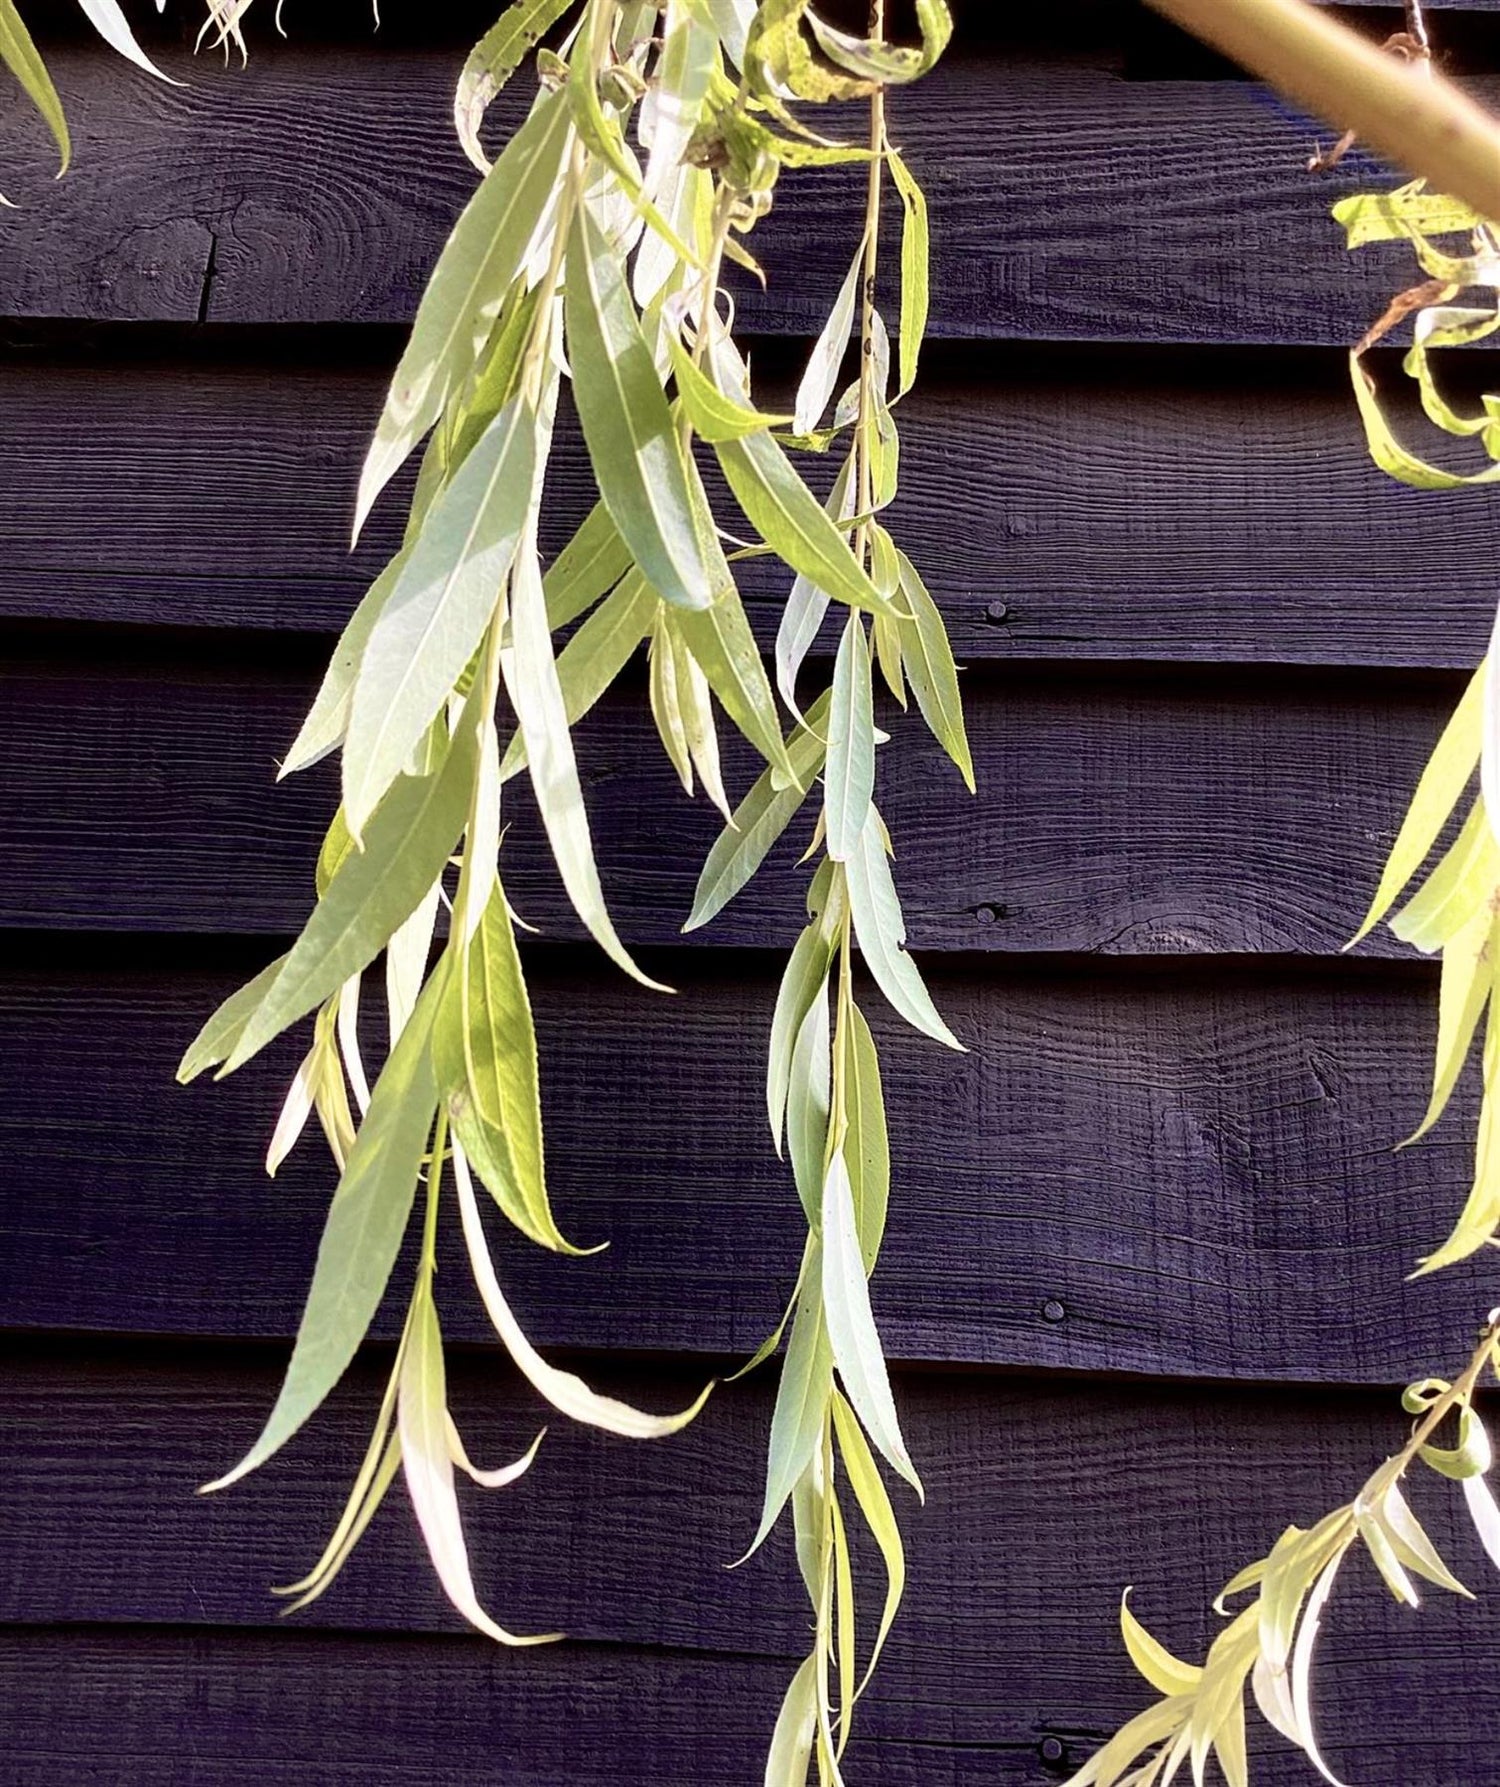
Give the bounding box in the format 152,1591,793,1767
1146,0,1500,221
853,0,887,560
1367,1310,1500,1501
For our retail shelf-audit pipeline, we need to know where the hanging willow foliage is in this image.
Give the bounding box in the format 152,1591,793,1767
170,0,965,1774
1067,94,1500,1781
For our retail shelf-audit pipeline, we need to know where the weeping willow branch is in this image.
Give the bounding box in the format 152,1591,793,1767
1146,0,1500,222
1066,1316,1500,1787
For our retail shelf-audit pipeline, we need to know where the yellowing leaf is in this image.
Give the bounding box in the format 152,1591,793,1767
1119,1591,1202,1698
830,1391,905,1697
0,0,69,174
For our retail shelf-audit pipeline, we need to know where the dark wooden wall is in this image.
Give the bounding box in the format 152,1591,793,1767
5,2,1500,1781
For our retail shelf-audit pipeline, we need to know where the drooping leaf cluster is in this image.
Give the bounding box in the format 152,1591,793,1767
1070,135,1500,1786
1065,1318,1500,1787
176,1,967,1778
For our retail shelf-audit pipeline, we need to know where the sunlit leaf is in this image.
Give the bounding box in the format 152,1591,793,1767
356,93,571,533
503,521,669,990
825,615,876,862
345,398,537,838
543,498,635,631
399,1276,561,1646
845,809,963,1050
830,1391,904,1697
686,693,831,930
501,570,655,783
896,547,973,791
566,201,730,611
821,1149,920,1496
177,951,290,1083
764,1653,819,1787
221,716,479,1076
841,999,888,1272
786,979,831,1225
455,1144,711,1435
76,0,178,82
795,235,865,436
203,964,450,1491
0,0,69,174
743,1277,833,1558
887,145,930,396
1403,903,1495,1146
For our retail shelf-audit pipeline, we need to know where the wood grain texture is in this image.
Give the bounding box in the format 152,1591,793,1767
1,950,1490,1380
6,1343,1500,1784
0,34,1487,341
0,642,1465,954
1,342,1496,667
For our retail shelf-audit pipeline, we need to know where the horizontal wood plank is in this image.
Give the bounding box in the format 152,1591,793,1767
0,342,1495,667
5,1343,1500,1782
0,645,1464,954
0,951,1490,1380
0,36,1485,341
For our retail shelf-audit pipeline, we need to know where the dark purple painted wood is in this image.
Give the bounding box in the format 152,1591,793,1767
0,35,1487,342
1,950,1490,1381
0,645,1466,954
0,343,1495,667
5,1341,1500,1783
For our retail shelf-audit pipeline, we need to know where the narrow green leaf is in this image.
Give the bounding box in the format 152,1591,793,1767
177,952,291,1084
1404,904,1495,1146
356,94,572,533
713,424,898,619
685,693,831,932
566,202,731,611
830,1391,905,1698
896,547,974,791
504,524,669,991
642,0,716,202
203,967,449,1492
776,456,855,716
1352,660,1484,943
222,716,479,1076
454,0,575,174
543,498,634,630
0,0,68,173
845,810,963,1051
786,981,831,1226
841,1001,889,1272
769,920,837,1150
1391,798,1500,953
821,1150,920,1496
887,147,930,397
434,882,584,1254
281,549,412,780
669,331,792,442
671,578,796,778
764,1653,819,1787
743,1277,833,1557
1119,1590,1203,1697
345,399,537,838
795,236,865,436
825,615,876,861
501,570,654,782
649,610,696,793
